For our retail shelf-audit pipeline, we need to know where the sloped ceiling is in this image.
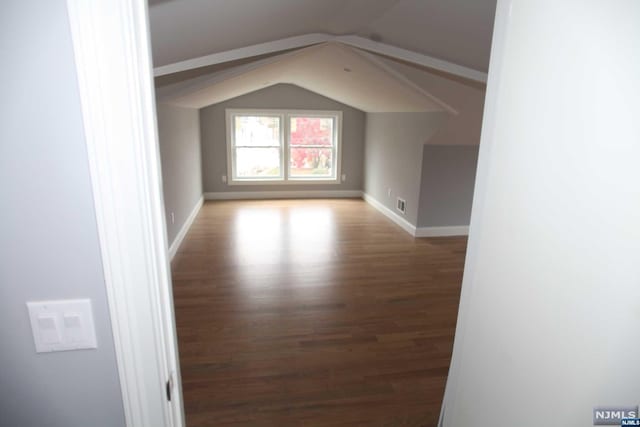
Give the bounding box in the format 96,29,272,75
149,0,496,72
158,43,453,113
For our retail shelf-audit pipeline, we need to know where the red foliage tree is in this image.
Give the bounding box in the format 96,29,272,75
290,118,331,168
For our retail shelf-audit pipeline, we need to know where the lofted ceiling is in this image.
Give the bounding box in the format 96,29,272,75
157,43,453,113
148,0,496,72
150,0,494,115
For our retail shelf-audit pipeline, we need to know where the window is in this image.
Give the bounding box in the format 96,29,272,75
227,109,341,184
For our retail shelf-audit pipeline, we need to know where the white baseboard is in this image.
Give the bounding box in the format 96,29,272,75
362,193,417,236
204,190,363,200
168,196,203,260
415,225,469,237
200,191,468,238
362,193,469,238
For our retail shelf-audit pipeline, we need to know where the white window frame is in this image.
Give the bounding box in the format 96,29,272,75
226,110,285,183
226,109,342,185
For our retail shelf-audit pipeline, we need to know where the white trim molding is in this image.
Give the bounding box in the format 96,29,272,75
205,190,362,200
153,34,487,83
362,193,416,236
352,48,458,115
335,35,487,83
156,48,306,104
225,108,343,186
415,225,469,237
154,33,330,77
363,193,469,238
66,0,184,426
168,196,204,260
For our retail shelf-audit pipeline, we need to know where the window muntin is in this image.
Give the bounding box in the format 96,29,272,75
227,110,341,184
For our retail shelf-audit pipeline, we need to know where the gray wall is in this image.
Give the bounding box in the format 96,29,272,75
364,112,447,225
380,58,485,229
0,1,125,426
418,145,479,227
157,103,203,244
200,84,365,193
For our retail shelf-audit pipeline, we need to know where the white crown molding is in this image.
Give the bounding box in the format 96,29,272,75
168,196,203,260
154,33,331,77
334,35,487,83
156,46,314,105
157,41,455,112
350,47,459,115
153,33,488,83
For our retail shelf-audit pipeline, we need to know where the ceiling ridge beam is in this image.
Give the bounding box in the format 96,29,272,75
334,35,487,83
153,33,488,83
154,33,332,77
156,46,317,104
347,45,459,115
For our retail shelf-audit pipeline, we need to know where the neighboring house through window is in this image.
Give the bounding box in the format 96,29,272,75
226,109,342,184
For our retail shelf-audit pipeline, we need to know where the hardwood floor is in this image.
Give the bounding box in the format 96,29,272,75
171,199,467,427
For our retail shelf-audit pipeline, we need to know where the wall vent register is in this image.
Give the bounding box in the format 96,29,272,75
397,198,406,214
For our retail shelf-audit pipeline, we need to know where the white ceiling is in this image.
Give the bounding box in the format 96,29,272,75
149,0,496,72
158,43,452,113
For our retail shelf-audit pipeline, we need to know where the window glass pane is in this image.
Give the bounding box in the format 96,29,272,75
290,148,333,178
290,117,334,146
234,116,280,147
235,147,281,178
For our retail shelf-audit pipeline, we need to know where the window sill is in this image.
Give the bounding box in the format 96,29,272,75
228,178,341,186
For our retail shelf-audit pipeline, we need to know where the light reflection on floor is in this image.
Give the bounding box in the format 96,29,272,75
232,205,336,292
171,199,467,426
233,208,284,266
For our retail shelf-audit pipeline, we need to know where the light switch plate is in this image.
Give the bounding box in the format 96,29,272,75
27,299,98,353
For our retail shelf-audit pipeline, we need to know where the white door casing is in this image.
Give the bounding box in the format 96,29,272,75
66,0,185,426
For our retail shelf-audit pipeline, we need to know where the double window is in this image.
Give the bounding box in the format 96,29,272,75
226,109,342,184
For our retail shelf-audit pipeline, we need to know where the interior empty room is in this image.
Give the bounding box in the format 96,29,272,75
2,1,640,427
152,2,485,425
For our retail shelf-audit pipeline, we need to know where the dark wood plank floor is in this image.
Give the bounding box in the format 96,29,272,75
171,199,467,427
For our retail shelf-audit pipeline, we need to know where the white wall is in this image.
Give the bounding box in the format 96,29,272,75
443,1,640,426
157,103,203,245
0,1,125,426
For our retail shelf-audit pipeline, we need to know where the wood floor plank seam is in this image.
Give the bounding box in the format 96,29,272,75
171,199,466,427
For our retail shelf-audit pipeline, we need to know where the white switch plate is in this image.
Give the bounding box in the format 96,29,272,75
27,299,98,353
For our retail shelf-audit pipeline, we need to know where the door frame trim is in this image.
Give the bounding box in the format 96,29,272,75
65,1,184,426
